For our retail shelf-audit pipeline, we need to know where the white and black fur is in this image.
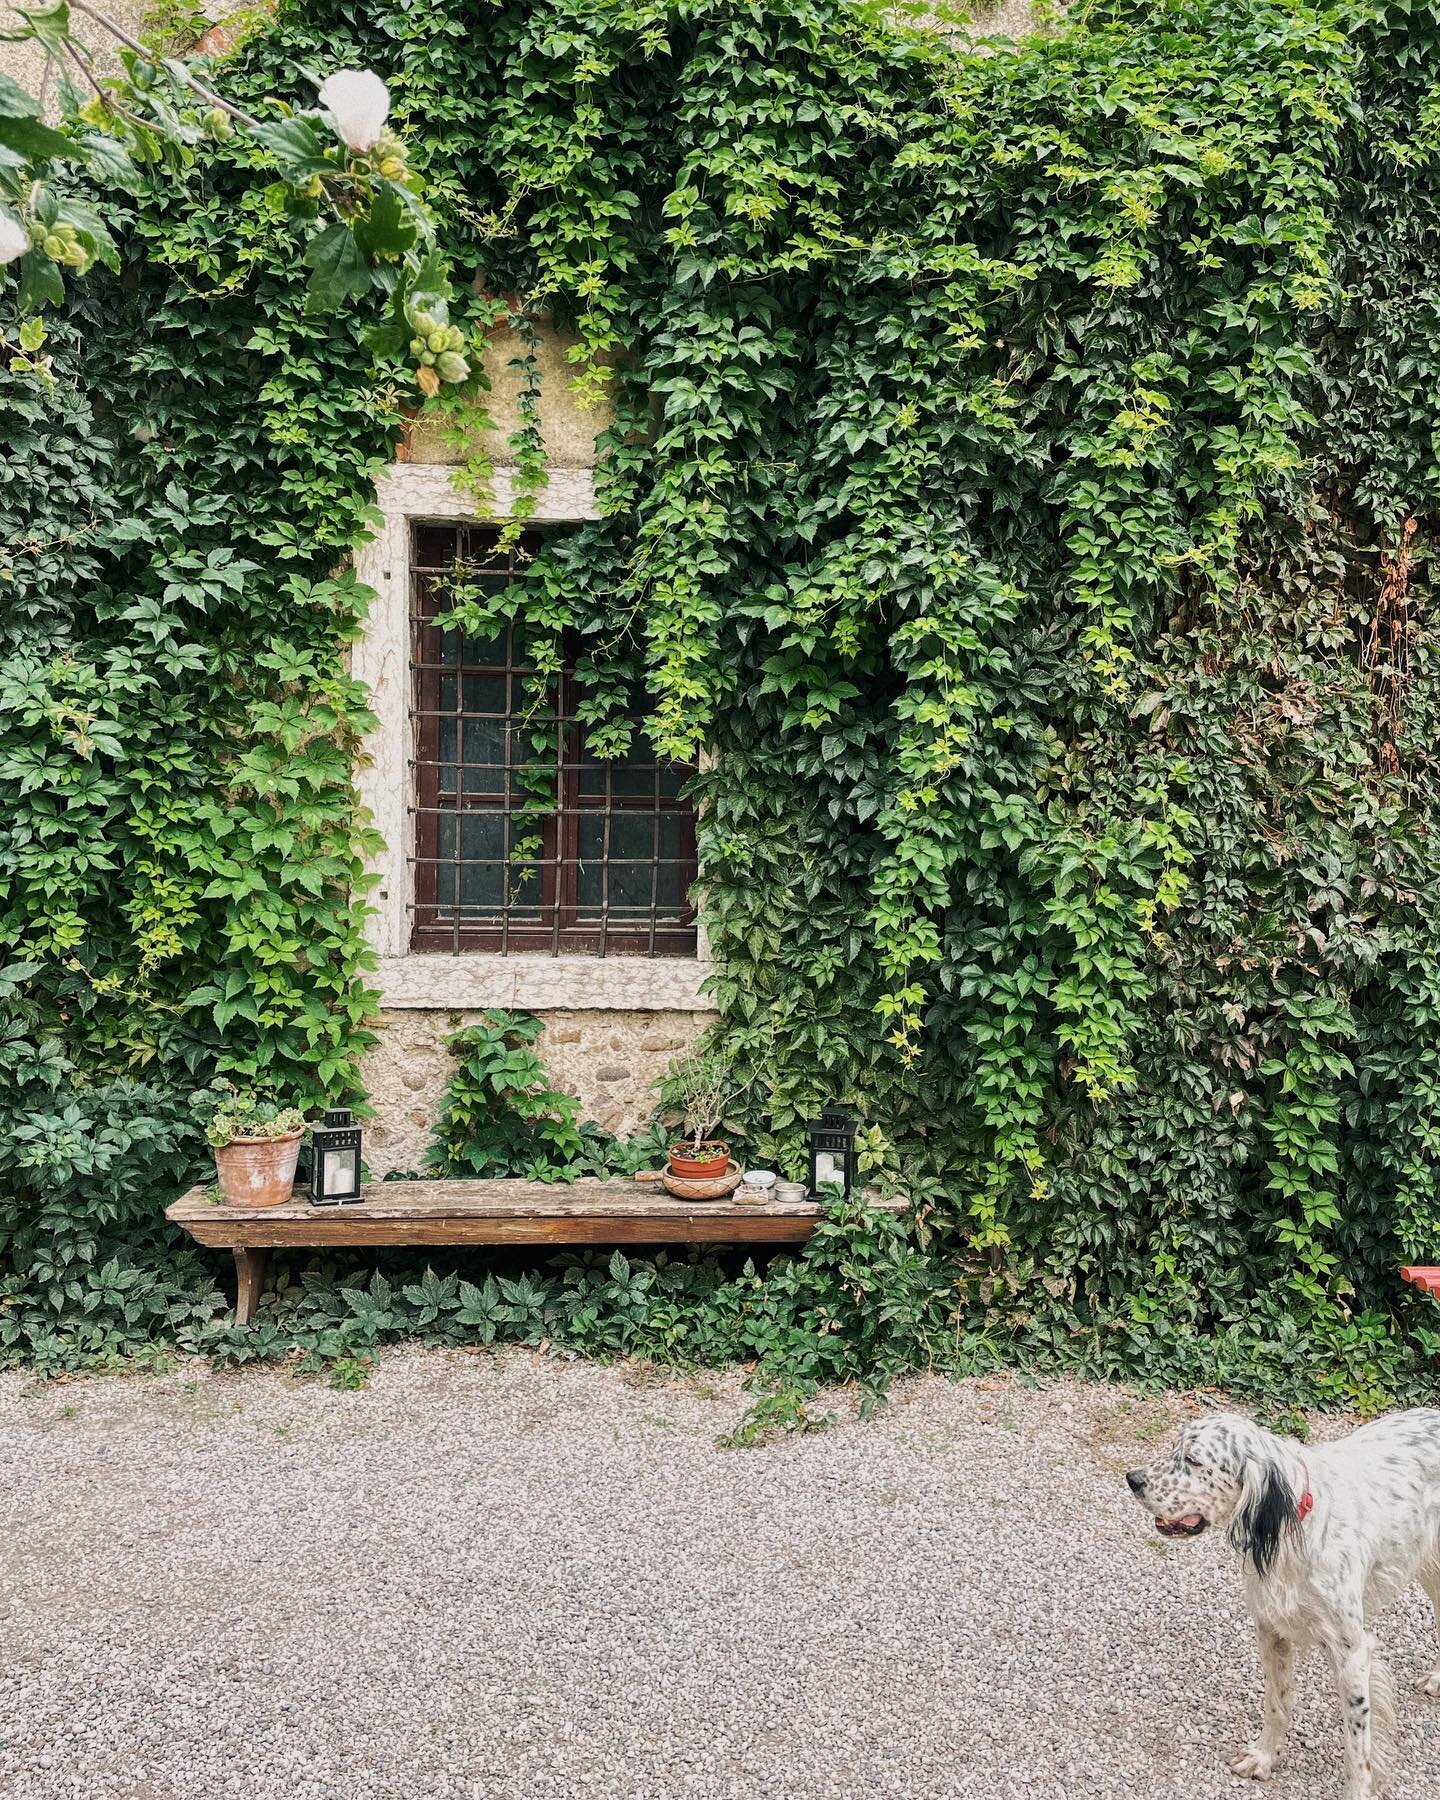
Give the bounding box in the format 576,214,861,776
1127,1409,1440,1798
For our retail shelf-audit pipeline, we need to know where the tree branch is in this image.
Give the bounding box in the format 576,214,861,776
65,0,263,129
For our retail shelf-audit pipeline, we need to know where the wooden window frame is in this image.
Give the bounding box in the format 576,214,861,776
408,523,699,958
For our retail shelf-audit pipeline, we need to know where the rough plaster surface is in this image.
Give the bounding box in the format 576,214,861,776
0,0,152,103
361,1007,716,1174
965,0,1048,39
404,322,612,470
373,951,713,1011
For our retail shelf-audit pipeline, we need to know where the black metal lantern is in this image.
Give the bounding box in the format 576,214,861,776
309,1107,364,1206
807,1104,858,1199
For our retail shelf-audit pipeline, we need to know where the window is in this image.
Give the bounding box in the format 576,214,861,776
408,522,698,956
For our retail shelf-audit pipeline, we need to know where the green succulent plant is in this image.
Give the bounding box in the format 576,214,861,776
200,1085,306,1149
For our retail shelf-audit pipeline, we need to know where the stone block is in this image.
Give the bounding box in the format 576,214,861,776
359,1006,716,1175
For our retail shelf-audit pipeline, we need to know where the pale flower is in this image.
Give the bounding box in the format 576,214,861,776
317,69,391,155
0,209,30,265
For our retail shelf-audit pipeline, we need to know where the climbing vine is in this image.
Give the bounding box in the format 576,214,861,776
6,0,1440,1405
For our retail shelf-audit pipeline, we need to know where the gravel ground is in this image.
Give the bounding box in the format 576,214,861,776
2,1355,1440,1800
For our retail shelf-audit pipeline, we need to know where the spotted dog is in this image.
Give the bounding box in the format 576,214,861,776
1126,1409,1440,1799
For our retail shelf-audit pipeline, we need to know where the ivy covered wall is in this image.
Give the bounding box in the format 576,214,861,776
6,0,1440,1401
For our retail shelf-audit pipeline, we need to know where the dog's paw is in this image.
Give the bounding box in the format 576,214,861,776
1231,1747,1278,1781
1415,1668,1440,1699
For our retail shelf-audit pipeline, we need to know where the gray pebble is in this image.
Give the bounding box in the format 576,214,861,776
1,1356,1437,1799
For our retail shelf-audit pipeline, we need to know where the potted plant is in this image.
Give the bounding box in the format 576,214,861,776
203,1086,306,1207
664,1050,739,1180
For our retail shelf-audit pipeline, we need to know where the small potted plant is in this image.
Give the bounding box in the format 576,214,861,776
203,1085,306,1207
664,1050,739,1180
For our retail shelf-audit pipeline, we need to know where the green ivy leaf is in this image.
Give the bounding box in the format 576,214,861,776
6,0,69,55
78,132,140,188
54,198,118,272
0,110,74,161
303,222,371,312
0,70,42,116
251,115,334,179
15,247,63,308
353,183,417,259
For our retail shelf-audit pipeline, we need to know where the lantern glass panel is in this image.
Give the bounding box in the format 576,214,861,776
325,1146,359,1195
814,1149,845,1187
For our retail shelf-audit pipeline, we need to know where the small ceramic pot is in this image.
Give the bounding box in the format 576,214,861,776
774,1180,808,1204
743,1169,777,1196
213,1130,303,1207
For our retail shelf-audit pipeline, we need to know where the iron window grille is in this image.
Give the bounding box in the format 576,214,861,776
409,522,699,956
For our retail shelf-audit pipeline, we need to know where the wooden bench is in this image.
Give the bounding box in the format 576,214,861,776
167,1178,907,1323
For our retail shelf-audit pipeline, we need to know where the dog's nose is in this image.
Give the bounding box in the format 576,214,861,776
1126,1469,1146,1495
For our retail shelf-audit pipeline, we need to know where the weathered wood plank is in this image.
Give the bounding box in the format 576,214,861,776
232,1248,268,1324
167,1178,904,1246
177,1213,833,1248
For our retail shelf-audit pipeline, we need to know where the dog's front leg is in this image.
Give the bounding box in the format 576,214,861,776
1326,1624,1380,1799
1232,1628,1297,1780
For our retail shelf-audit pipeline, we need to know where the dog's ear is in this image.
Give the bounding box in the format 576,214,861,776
1228,1454,1297,1577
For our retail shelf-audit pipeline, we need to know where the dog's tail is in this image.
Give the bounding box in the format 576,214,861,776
1372,1647,1398,1794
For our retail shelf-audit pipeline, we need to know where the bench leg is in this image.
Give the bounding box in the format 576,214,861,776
232,1248,268,1326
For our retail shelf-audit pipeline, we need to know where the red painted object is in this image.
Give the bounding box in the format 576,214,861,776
1401,1266,1440,1297
667,1142,730,1181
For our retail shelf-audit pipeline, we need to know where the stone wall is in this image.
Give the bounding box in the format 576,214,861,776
6,0,1039,1177
361,1007,717,1176
361,310,697,1176
358,0,1054,1167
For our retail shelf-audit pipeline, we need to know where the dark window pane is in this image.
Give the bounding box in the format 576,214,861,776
461,628,507,663
576,728,687,801
462,673,506,717
437,717,456,795
613,763,661,799
509,623,547,671
432,811,504,912
460,715,505,791
413,523,460,565
576,813,686,919
579,755,659,800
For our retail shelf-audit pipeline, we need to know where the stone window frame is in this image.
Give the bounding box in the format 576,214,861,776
353,463,713,1011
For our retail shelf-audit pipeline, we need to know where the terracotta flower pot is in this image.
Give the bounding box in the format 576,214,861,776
668,1141,730,1181
213,1130,303,1207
